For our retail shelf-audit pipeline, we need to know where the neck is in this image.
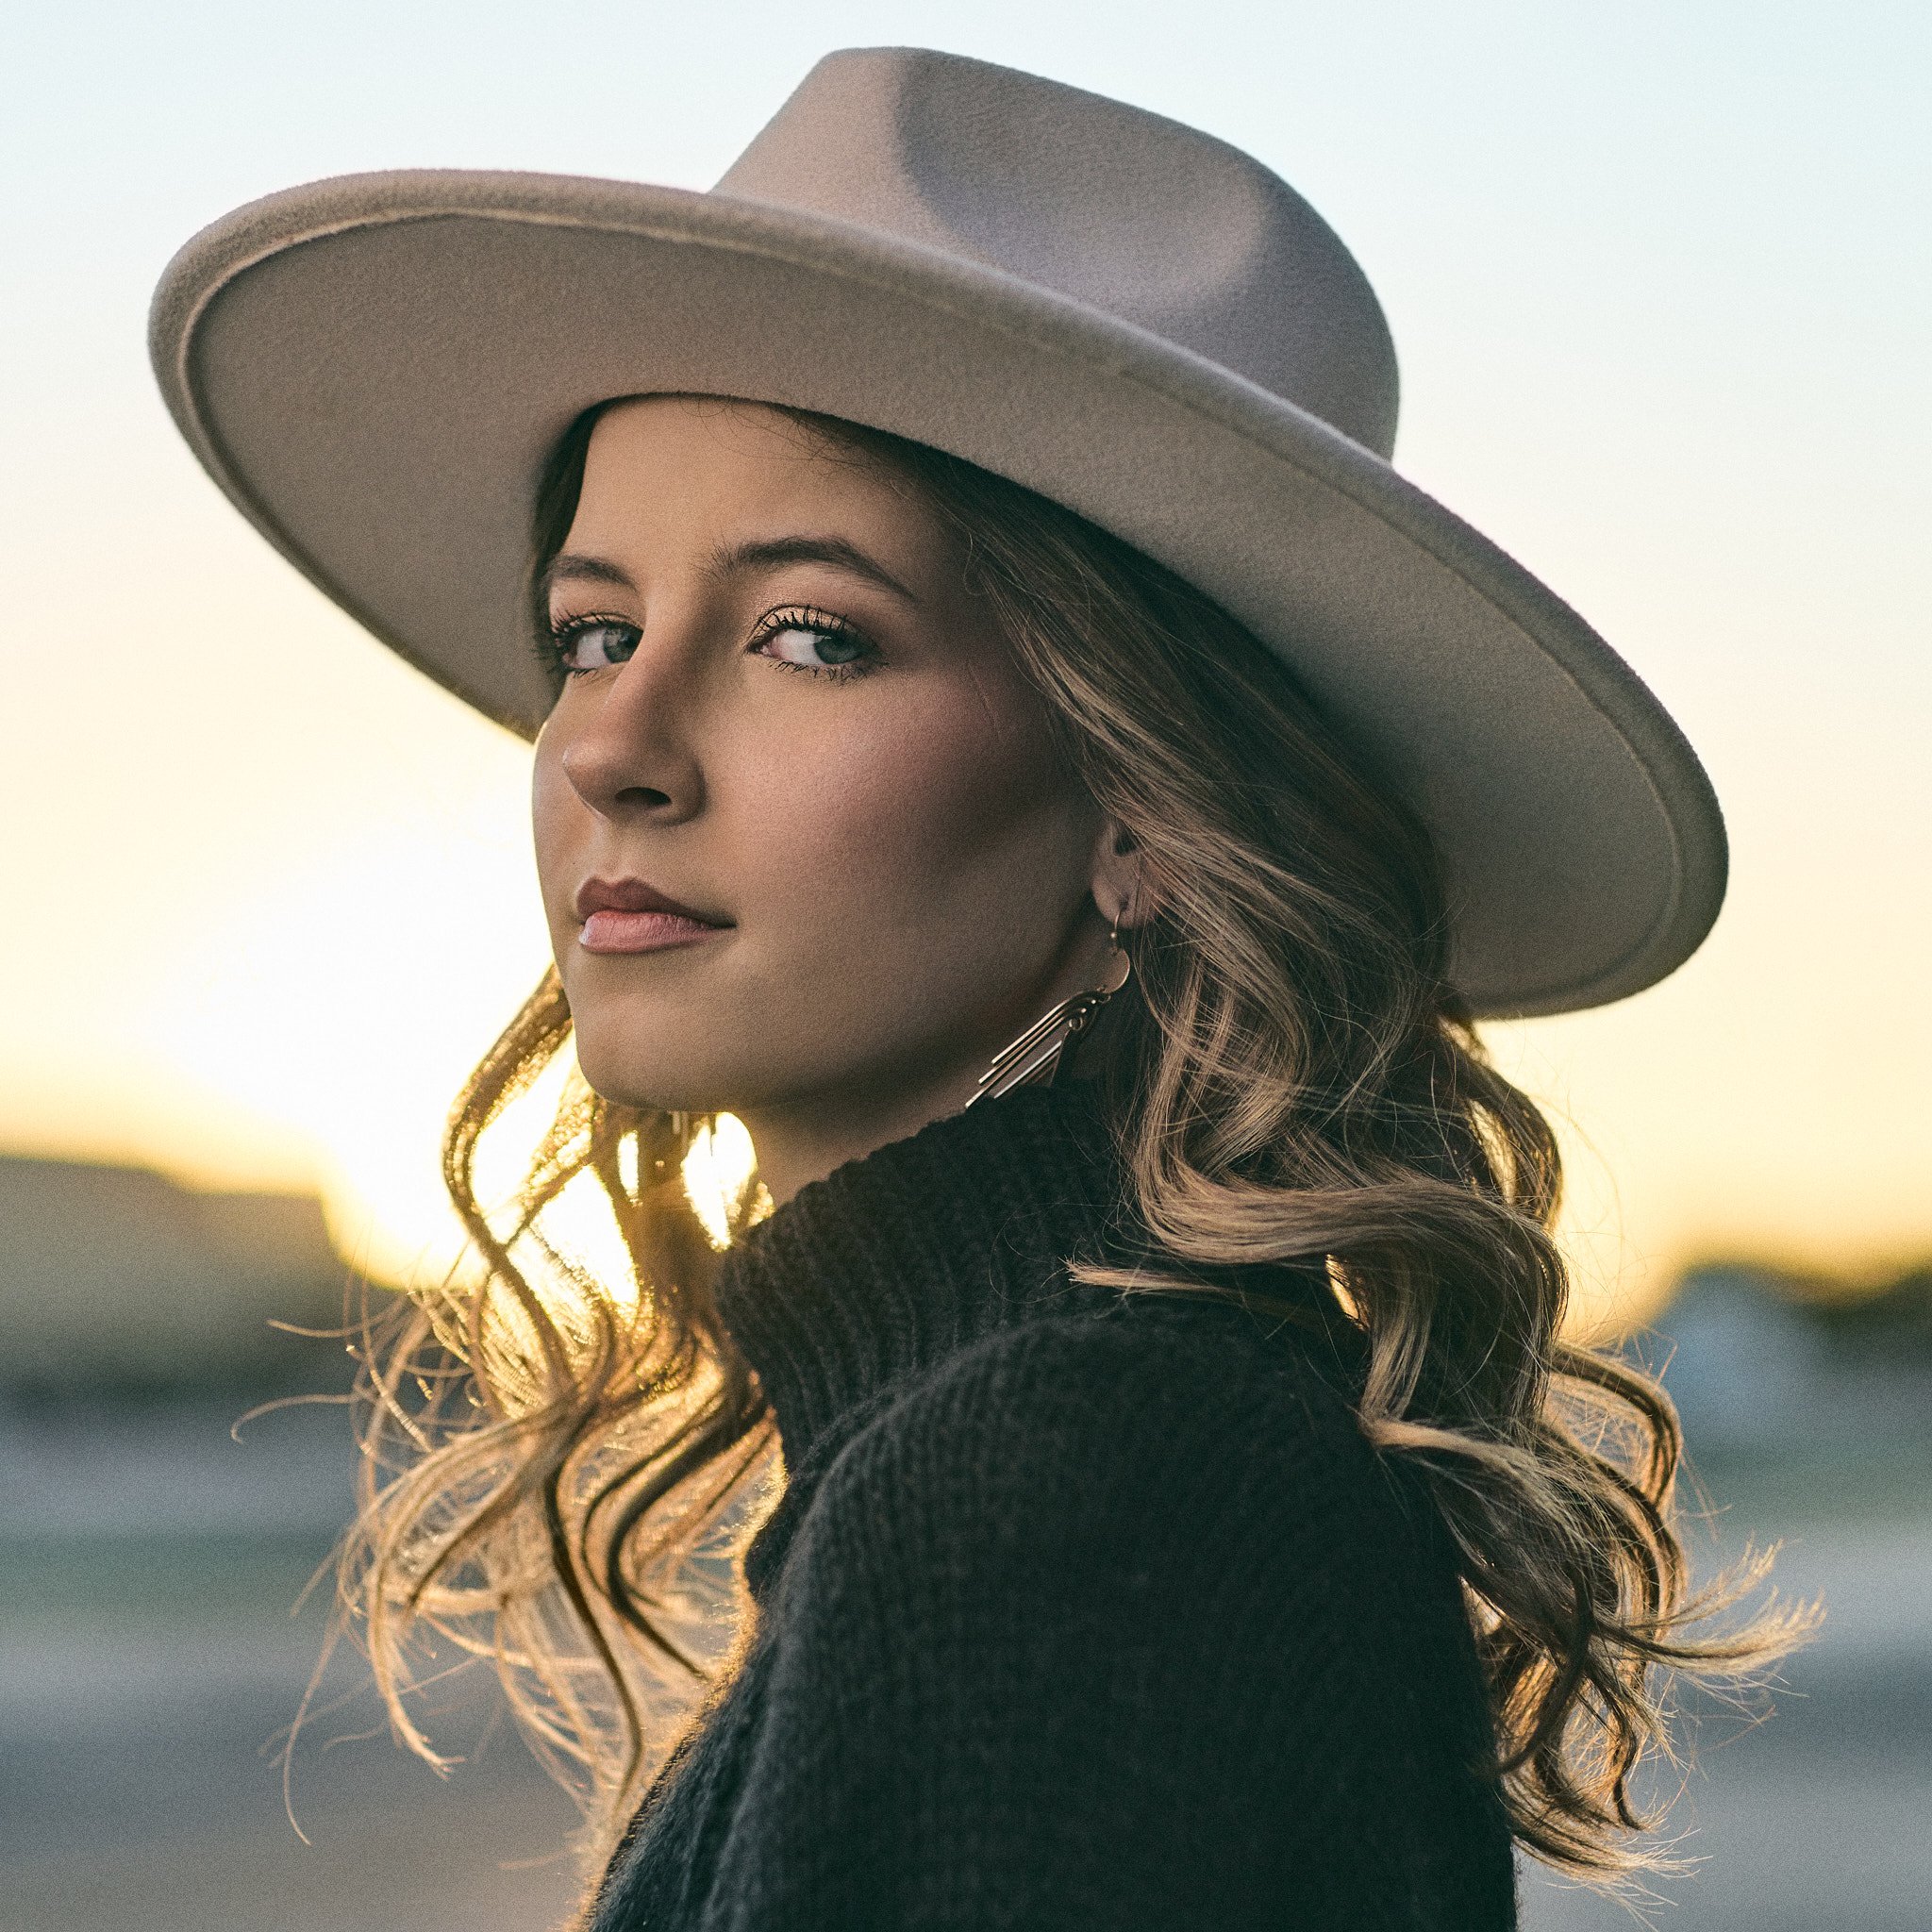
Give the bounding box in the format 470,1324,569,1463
735,1062,986,1208
738,947,1139,1206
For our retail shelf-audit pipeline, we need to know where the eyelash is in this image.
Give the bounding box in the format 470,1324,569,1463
748,605,881,679
536,605,881,681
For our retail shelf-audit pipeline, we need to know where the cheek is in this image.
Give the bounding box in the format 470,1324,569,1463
739,680,1091,957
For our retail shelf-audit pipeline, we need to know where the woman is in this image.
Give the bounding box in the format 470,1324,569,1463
151,46,1794,1929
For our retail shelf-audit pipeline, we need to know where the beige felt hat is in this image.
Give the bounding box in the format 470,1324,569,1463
149,44,1724,1018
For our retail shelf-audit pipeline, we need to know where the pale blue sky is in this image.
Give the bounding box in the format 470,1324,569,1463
3,1,1926,1306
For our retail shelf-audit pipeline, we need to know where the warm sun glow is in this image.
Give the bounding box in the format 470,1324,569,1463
137,819,553,1290
682,1114,763,1250
410,1016,763,1314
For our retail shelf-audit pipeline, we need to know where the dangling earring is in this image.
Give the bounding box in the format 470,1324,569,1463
967,924,1134,1107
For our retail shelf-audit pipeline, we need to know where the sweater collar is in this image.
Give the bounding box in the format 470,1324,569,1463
711,1080,1133,1474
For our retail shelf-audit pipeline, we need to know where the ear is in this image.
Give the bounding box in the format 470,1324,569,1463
1089,818,1156,932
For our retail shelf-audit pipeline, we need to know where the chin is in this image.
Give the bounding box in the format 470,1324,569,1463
558,988,696,1099
570,1008,943,1124
571,1032,735,1116
569,1008,814,1117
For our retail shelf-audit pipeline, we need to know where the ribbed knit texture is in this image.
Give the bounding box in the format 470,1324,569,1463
588,1081,1518,1930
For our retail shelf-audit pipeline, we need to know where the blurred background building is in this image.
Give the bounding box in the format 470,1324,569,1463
0,1156,346,1395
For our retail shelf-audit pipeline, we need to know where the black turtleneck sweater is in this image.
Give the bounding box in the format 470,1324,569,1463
588,1082,1517,1930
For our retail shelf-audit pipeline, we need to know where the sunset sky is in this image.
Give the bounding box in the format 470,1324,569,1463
4,0,1925,1326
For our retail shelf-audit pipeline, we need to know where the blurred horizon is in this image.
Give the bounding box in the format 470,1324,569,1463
3,0,1927,1323
5,1141,1926,1403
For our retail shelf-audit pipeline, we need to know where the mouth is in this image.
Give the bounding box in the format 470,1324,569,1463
575,875,733,957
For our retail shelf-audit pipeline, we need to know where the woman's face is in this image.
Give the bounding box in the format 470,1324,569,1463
532,396,1122,1193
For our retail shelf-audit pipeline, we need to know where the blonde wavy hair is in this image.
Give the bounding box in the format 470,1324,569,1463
334,401,1805,1887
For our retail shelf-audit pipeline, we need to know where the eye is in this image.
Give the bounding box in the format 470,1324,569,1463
548,615,641,673
750,608,878,678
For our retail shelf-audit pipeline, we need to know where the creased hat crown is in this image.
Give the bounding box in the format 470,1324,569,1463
716,49,1399,458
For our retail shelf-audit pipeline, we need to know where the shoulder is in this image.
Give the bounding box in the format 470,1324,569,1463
784,1295,1445,1639
847,1292,1379,1497
763,1296,1497,1837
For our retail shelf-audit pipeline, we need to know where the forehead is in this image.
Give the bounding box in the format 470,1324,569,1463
569,396,947,564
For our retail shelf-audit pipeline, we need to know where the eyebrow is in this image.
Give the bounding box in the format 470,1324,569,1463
708,535,922,605
537,534,922,608
538,553,635,601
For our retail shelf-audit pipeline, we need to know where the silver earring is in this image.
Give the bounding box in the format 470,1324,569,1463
967,925,1134,1107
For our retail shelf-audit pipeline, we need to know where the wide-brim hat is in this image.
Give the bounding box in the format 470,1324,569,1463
149,45,1724,1018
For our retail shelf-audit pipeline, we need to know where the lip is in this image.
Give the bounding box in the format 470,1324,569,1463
574,875,732,956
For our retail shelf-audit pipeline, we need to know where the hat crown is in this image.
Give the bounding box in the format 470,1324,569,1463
715,48,1399,458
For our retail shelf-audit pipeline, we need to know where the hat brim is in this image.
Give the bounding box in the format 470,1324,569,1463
149,169,1724,1018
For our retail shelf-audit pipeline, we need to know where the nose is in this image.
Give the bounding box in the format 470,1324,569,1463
552,629,707,824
